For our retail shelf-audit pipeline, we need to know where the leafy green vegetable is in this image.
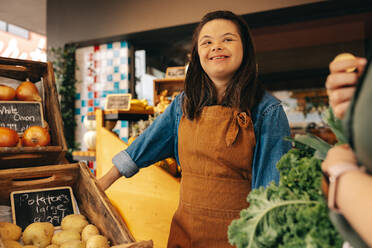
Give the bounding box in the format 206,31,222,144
322,108,347,145
228,136,344,248
293,134,331,160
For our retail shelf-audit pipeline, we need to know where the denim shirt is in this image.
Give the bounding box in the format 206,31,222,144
113,92,291,189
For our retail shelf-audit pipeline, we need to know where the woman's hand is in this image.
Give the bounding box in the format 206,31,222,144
96,166,121,191
322,144,357,173
325,57,367,119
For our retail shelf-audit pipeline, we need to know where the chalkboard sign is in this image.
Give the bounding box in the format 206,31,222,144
10,186,77,230
0,101,44,134
105,94,131,110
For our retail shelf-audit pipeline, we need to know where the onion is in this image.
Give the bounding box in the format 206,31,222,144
0,127,19,147
15,80,42,101
0,84,16,100
22,126,51,147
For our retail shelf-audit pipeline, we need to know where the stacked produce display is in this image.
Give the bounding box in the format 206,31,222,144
0,80,51,148
0,214,111,248
0,57,68,169
0,57,152,248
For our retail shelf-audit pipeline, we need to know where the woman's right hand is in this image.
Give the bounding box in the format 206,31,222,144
325,56,367,119
97,166,121,191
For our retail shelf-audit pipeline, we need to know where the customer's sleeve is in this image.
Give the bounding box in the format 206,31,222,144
251,103,291,189
112,96,179,178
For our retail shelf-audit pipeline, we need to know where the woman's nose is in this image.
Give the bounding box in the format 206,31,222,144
211,44,223,52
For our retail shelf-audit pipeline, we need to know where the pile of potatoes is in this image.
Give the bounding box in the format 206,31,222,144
0,214,110,248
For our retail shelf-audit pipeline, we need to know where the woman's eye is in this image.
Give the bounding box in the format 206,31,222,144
201,41,211,46
224,38,233,42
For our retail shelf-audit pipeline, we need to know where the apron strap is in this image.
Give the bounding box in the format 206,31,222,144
225,111,251,146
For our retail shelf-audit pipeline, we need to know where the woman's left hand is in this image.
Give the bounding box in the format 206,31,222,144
322,144,357,173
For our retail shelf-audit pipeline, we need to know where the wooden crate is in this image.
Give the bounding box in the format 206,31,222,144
0,162,153,248
153,78,184,106
0,57,67,168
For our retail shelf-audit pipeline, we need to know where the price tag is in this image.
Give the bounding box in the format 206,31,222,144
104,93,132,110
11,187,77,230
0,101,44,134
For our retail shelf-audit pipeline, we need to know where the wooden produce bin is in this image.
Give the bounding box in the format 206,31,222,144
0,57,67,169
153,78,184,106
0,162,153,247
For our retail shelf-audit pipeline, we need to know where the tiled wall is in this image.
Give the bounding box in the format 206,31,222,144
75,41,131,150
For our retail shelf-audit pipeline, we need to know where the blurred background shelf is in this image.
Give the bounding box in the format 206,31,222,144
87,109,154,121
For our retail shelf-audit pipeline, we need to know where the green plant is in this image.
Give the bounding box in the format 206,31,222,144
49,45,80,161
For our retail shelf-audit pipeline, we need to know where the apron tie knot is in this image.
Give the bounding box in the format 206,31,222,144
225,111,250,146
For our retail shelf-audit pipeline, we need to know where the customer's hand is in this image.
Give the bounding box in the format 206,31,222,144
322,144,358,173
326,57,367,119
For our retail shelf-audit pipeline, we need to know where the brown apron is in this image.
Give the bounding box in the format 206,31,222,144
167,106,256,248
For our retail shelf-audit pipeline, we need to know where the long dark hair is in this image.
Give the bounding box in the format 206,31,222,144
183,10,264,119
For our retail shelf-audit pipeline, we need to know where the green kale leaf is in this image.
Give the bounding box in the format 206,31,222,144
228,148,344,248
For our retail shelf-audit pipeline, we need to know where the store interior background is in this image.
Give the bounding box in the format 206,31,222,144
1,0,372,149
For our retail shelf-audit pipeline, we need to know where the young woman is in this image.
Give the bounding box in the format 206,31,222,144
99,10,291,248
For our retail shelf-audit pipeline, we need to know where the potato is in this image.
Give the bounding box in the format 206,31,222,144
23,246,38,248
51,230,80,246
61,215,88,233
45,245,59,248
23,222,54,248
2,240,22,248
86,235,109,248
0,222,22,241
81,224,99,242
60,240,85,248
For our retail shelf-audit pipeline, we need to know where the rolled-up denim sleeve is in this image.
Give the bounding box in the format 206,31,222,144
112,96,179,178
252,103,291,189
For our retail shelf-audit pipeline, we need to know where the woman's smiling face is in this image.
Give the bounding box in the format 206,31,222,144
197,19,243,84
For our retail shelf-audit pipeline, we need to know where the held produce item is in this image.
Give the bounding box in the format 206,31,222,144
15,80,42,102
0,84,16,100
22,126,51,147
228,109,344,248
333,53,357,72
0,127,19,147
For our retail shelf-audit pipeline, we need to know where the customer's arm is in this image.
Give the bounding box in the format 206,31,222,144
322,145,372,246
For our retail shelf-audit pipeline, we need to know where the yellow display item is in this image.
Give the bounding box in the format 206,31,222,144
95,109,180,248
129,99,153,112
